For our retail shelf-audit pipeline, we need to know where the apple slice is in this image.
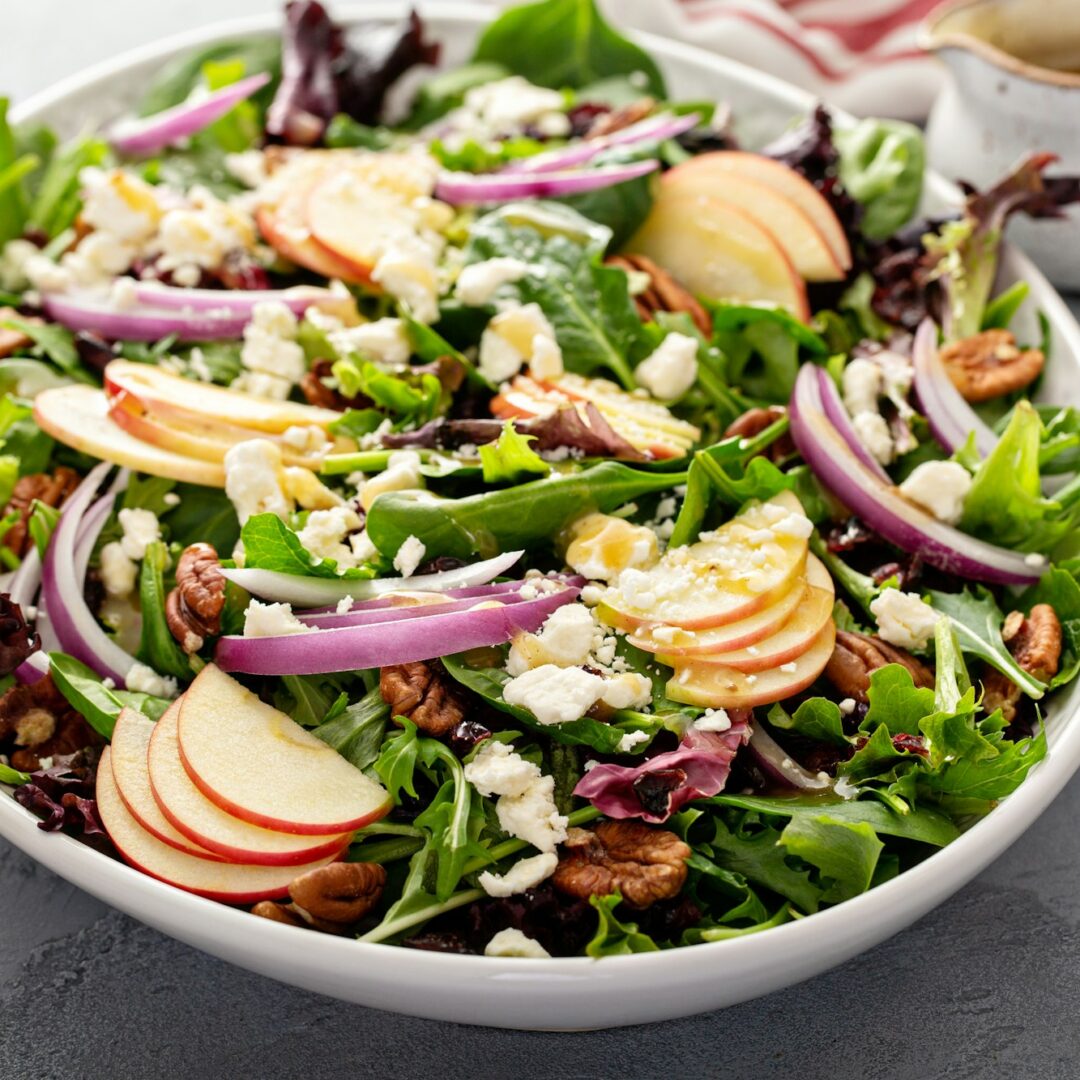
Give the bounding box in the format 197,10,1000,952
33,385,226,487
627,192,810,321
673,151,852,272
665,621,836,710
657,577,834,672
149,702,352,865
110,707,224,860
108,396,337,469
97,748,339,903
662,165,844,282
256,154,371,283
629,554,830,656
104,360,341,434
177,664,391,835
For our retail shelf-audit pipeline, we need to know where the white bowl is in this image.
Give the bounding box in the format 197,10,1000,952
7,2,1080,1031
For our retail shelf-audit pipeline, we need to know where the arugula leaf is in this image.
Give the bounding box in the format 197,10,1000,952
834,119,925,241
927,586,1046,699
478,422,550,484
276,673,350,728
27,501,60,559
26,135,109,240
768,697,848,747
779,815,883,903
0,99,30,244
685,903,790,943
861,664,937,736
472,0,666,98
2,318,94,383
333,358,443,423
465,202,644,387
239,514,377,581
313,686,389,772
136,542,192,682
586,893,661,956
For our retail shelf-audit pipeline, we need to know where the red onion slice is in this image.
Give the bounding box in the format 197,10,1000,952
911,318,999,458
215,583,580,675
789,363,1045,585
41,463,138,685
747,723,831,791
504,112,701,175
131,282,336,316
109,73,271,156
813,365,891,482
42,292,250,342
222,549,526,608
435,160,660,205
15,651,50,686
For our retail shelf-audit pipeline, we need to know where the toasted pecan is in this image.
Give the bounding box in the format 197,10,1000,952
940,329,1044,402
606,253,712,338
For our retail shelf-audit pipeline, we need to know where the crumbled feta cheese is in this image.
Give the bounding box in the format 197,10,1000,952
838,698,856,715
224,149,268,189
359,450,425,511
0,239,41,291
372,234,441,324
232,370,293,400
694,708,731,732
243,600,315,637
117,507,160,560
393,535,426,578
851,410,895,466
328,318,412,366
80,167,163,243
455,257,531,307
281,425,329,457
62,231,138,287
239,301,306,389
484,927,551,959
502,664,607,726
478,303,559,383
495,773,567,852
461,77,567,137
224,439,292,524
842,358,883,417
870,589,938,651
506,603,596,674
634,333,699,401
297,506,363,567
125,662,178,699
478,852,558,898
99,542,138,598
898,460,972,525
157,184,255,277
602,673,653,711
564,513,659,583
615,729,651,754
464,740,540,798
349,529,379,564
336,596,355,615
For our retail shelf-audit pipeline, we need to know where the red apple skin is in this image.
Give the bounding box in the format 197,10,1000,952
665,621,836,710
656,582,834,672
256,203,369,285
98,749,339,904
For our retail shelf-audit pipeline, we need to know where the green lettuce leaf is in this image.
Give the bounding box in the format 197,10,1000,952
313,686,389,772
586,893,661,956
239,514,377,581
861,664,937,736
768,697,848,747
779,815,883,903
478,422,550,484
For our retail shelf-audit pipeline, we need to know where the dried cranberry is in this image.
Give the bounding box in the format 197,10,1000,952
74,331,116,373
402,931,476,954
632,767,687,819
448,719,491,758
892,732,929,757
566,103,610,138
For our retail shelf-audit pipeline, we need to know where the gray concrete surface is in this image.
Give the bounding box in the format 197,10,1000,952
4,5,1080,1077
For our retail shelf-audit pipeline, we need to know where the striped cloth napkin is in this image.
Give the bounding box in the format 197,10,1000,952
476,0,944,119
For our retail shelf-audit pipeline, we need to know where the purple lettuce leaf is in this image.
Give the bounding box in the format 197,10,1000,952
0,595,40,677
12,749,104,834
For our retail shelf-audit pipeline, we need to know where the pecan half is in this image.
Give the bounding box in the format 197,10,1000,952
982,604,1062,724
165,543,226,653
586,99,656,139
251,862,387,933
380,659,467,738
0,674,101,772
605,253,712,338
825,629,934,705
553,820,690,909
723,406,795,462
940,329,1044,403
2,467,80,558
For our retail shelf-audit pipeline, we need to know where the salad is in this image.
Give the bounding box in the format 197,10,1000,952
0,0,1078,961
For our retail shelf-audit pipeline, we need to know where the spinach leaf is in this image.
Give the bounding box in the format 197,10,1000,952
586,893,660,956
49,653,127,740
466,202,644,386
478,422,549,484
982,281,1030,331
136,542,192,682
240,513,378,581
165,484,241,554
559,145,655,249
0,99,32,244
472,0,666,98
835,118,925,241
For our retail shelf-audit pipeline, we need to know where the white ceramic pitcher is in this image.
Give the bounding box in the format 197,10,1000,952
921,0,1080,290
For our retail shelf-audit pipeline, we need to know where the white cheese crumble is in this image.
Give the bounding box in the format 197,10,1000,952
99,542,138,598
329,317,412,366
602,673,653,711
634,333,699,401
838,698,856,715
371,234,441,325
484,927,551,959
455,257,531,307
615,729,650,754
477,852,558,898
359,450,425,512
224,439,292,524
236,301,306,395
243,600,316,638
843,358,897,466
506,603,596,675
156,184,255,280
898,460,972,525
117,508,161,560
125,662,178,699
478,303,561,383
464,740,540,798
502,664,607,726
870,589,939,651
297,506,363,568
393,535,426,578
693,708,731,732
